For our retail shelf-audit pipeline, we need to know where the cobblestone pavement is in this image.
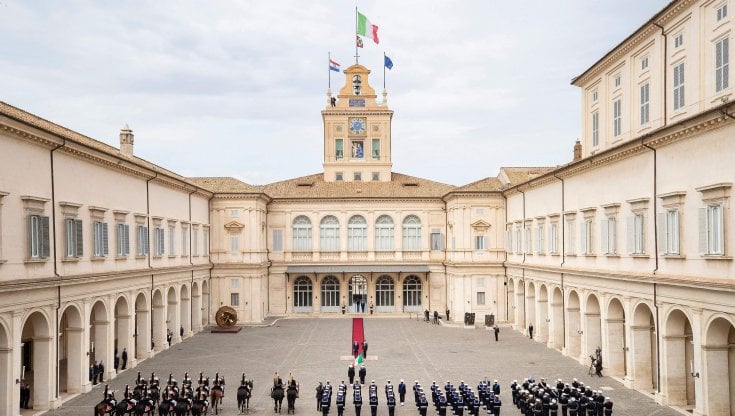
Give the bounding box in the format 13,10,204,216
42,317,682,416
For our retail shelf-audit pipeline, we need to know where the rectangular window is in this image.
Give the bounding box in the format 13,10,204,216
592,90,598,102
335,172,343,182
640,83,650,125
673,62,685,110
716,37,730,93
641,56,649,70
230,278,240,288
614,74,621,88
701,205,724,255
601,217,617,254
581,220,593,254
372,138,380,159
230,236,239,253
28,214,50,259
431,232,443,250
565,220,575,255
182,226,189,256
203,229,209,255
506,228,513,253
674,32,684,48
592,111,599,147
136,225,148,256
515,228,522,254
229,209,239,217
154,227,165,256
335,139,344,160
372,172,380,181
665,209,680,254
613,99,622,137
116,223,130,257
477,292,485,306
65,218,83,258
717,3,728,21
168,226,175,256
192,229,199,256
273,229,283,252
525,228,532,254
537,225,545,254
550,223,558,254
93,220,109,257
354,172,362,182
230,293,240,307
475,235,487,250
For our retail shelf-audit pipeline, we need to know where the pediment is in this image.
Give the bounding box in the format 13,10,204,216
224,221,245,232
471,220,491,232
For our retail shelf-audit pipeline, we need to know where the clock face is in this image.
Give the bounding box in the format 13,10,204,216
349,118,366,134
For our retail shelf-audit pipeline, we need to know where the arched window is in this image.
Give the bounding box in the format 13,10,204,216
320,216,340,252
348,215,368,251
320,276,341,312
292,216,312,252
402,215,422,250
375,215,394,250
293,276,313,312
402,275,422,311
375,275,395,311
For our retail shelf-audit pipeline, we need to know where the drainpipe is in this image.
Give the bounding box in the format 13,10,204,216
146,173,157,350
553,173,566,349
201,192,215,333
502,191,509,324
641,139,661,393
653,22,667,127
443,199,449,319
50,139,65,399
187,188,196,334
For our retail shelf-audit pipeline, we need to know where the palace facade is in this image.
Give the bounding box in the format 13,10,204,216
0,1,733,415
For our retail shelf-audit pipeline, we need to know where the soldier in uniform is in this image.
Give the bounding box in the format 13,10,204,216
348,365,356,384
335,391,344,416
603,397,612,416
121,348,128,370
316,382,324,411
398,379,406,406
362,340,369,357
358,365,367,384
386,383,397,416
353,382,363,416
369,382,378,416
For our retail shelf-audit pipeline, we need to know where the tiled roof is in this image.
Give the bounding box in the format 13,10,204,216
263,172,455,199
0,101,200,188
499,167,556,187
189,177,264,193
449,177,503,193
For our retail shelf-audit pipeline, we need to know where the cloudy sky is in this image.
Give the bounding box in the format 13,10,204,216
0,1,670,186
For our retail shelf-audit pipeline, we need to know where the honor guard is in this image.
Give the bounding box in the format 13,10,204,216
335,391,345,416
398,379,406,406
348,365,355,384
359,365,367,384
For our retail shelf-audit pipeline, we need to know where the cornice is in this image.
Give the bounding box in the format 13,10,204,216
269,197,445,205
322,110,394,117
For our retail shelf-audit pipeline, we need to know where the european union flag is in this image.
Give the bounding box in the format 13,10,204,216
384,55,394,70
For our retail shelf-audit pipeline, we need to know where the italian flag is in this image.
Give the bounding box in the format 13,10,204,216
354,353,364,367
357,12,379,44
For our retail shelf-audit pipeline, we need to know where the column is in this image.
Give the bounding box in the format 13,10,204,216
0,345,11,416
583,313,601,360
661,335,687,406
33,336,53,411
537,298,549,343
65,327,84,393
564,307,580,358
135,307,151,361
630,325,653,390
152,303,165,352
605,318,625,377
93,318,112,384
191,291,201,333
550,301,564,350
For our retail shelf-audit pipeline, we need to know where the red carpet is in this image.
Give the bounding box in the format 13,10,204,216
352,317,364,355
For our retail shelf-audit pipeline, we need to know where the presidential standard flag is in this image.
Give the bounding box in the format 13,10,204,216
357,12,379,44
329,59,341,72
356,35,364,48
384,55,393,70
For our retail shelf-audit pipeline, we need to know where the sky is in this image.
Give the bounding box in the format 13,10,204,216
0,0,672,187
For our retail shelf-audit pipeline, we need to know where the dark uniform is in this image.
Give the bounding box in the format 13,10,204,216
121,348,128,370
398,380,406,405
358,366,366,384
348,365,355,384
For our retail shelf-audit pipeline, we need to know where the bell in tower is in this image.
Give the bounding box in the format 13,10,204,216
352,75,362,95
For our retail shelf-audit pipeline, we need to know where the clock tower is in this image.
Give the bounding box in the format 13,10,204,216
322,64,393,182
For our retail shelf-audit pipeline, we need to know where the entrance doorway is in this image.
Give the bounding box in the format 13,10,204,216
349,275,367,313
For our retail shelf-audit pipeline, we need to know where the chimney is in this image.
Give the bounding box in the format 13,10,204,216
120,124,134,156
573,139,582,161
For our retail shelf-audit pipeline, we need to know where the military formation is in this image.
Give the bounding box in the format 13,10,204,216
510,377,614,415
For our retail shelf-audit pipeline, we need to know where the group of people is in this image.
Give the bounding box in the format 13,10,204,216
317,380,397,416
591,347,604,377
347,363,368,384
18,383,31,409
422,379,502,416
510,377,614,415
113,347,129,373
89,360,105,385
352,339,368,358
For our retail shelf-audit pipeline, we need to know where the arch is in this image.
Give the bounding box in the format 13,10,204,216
584,293,602,359
0,320,10,416
90,300,111,384
662,308,695,407
566,290,582,359
550,287,564,350
152,289,165,352
180,284,190,338
191,281,201,332
375,275,395,312
514,278,526,329
349,275,368,313
537,284,549,343
703,316,735,415
402,275,422,312
402,215,422,250
292,216,313,252
58,303,83,394
293,276,313,312
201,280,210,327
320,276,341,312
630,302,656,391
374,215,394,250
320,216,340,252
526,281,536,339
20,310,52,410
347,215,368,251
166,286,178,346
134,292,150,360
114,296,131,361
605,297,626,377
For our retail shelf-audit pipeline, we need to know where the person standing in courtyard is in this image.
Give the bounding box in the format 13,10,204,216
114,349,119,373
353,340,360,358
528,323,534,339
493,325,500,341
98,361,105,382
362,339,368,357
121,347,128,370
358,364,366,384
398,379,406,406
445,308,450,322
316,382,324,411
433,310,439,324
348,364,355,384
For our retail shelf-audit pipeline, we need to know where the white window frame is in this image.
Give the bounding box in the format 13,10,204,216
550,222,558,254
592,90,598,102
65,218,83,258
192,226,199,256
701,204,725,255
320,215,341,252
136,224,149,256
203,228,209,255
375,215,395,250
230,235,240,253
506,227,513,253
230,292,240,307
154,227,165,257
674,31,684,49
28,214,50,259
93,220,109,258
116,223,130,257
476,291,486,306
581,219,593,255
402,215,422,251
641,56,649,71
475,235,487,251
627,213,646,255
715,37,730,93
292,216,313,252
601,216,617,255
613,98,622,137
524,227,532,254
515,227,522,254
592,111,599,147
168,225,175,256
181,225,189,256
430,231,443,250
347,215,368,251
565,219,575,255
273,229,283,252
640,82,650,125
614,74,621,88
536,224,545,255
673,61,685,111
717,3,728,22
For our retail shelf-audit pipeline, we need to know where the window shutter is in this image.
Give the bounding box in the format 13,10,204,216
41,216,51,258
123,225,130,255
580,224,587,254
75,219,83,256
626,216,635,254
698,207,708,254
27,215,33,258
656,212,669,254
144,226,149,255
102,222,109,256
600,220,608,254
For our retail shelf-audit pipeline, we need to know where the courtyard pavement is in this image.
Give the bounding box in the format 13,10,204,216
41,317,682,416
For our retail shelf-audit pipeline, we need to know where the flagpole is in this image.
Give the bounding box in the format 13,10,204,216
328,51,331,89
355,6,359,64
383,51,386,89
